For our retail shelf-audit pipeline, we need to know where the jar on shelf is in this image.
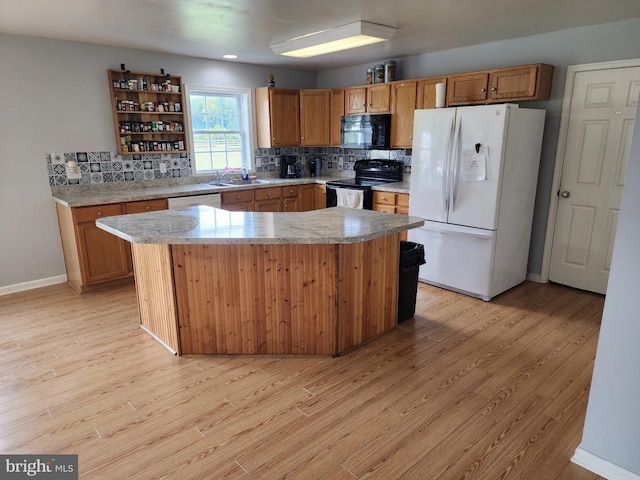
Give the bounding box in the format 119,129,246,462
366,68,373,85
384,60,396,82
374,64,385,84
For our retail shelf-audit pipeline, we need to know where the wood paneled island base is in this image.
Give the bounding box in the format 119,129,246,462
132,234,400,356
97,206,424,356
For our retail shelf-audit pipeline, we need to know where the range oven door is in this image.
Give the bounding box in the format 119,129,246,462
326,185,373,209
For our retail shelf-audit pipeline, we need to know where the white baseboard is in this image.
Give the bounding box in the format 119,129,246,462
0,275,67,296
572,447,640,480
526,273,546,283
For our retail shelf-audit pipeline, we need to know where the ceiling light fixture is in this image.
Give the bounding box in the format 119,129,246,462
223,54,238,59
269,21,397,58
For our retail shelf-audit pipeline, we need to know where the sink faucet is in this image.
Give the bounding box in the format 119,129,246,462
215,168,239,183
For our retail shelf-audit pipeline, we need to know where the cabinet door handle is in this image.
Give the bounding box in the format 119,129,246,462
480,88,486,92
267,193,271,197
97,211,103,216
491,87,497,91
145,206,151,210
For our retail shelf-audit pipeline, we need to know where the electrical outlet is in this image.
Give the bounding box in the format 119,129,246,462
159,162,167,173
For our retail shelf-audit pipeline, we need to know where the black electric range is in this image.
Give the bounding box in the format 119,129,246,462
326,159,404,209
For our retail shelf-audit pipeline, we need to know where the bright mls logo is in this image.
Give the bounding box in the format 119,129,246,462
1,455,78,479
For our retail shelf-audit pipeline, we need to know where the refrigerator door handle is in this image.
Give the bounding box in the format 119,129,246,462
442,117,454,213
449,116,462,212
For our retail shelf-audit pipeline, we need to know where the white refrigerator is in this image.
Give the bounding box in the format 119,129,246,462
408,104,545,301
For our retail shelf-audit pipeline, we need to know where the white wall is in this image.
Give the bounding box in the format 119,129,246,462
318,17,640,275
0,33,315,290
575,106,640,477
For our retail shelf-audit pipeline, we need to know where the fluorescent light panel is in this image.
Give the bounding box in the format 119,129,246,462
270,21,396,58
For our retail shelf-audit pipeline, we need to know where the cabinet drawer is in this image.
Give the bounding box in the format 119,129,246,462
74,204,123,223
396,194,410,208
373,191,396,206
282,185,299,198
374,204,396,214
254,187,282,201
124,198,168,214
222,189,254,204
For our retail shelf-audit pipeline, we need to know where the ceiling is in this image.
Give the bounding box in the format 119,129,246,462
2,0,640,71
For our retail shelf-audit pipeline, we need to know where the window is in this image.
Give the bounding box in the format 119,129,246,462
186,86,253,174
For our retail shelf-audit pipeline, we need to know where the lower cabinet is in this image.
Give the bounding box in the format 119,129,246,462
55,198,168,293
299,184,315,211
221,189,254,211
222,184,321,212
314,184,327,209
282,185,300,212
254,187,283,212
373,191,410,240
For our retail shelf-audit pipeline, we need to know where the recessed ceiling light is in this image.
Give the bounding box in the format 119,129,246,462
223,54,238,59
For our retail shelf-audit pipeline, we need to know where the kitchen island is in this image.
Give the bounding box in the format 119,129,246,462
97,206,424,356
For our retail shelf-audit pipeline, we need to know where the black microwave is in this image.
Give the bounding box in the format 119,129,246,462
341,114,391,149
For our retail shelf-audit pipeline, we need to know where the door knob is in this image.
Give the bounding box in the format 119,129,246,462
560,191,571,198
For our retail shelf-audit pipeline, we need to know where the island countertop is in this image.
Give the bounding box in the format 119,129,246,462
96,206,424,245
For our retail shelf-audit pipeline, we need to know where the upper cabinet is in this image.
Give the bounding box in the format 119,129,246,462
108,69,188,155
447,72,489,105
330,89,345,146
447,64,553,106
416,77,448,109
390,81,418,148
255,87,300,148
345,84,391,115
300,90,330,146
488,64,553,101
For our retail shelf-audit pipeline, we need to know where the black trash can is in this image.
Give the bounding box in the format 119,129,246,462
398,241,426,322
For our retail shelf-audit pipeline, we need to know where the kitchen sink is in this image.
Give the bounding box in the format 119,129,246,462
219,179,274,186
207,181,234,187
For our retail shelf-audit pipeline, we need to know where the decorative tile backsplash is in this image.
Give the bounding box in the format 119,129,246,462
46,147,412,186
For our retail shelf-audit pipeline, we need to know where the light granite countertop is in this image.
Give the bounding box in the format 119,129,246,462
50,176,411,207
96,206,424,245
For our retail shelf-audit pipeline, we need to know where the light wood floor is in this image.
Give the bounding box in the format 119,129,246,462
0,280,605,480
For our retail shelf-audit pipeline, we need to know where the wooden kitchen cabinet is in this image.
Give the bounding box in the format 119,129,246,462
300,90,330,146
391,81,418,148
254,186,282,212
488,64,553,102
282,185,299,212
56,203,129,293
447,72,490,105
55,198,169,293
314,184,327,209
345,87,367,114
124,198,168,214
108,69,187,155
299,184,315,211
345,84,391,115
255,87,300,148
447,64,553,106
417,76,448,109
330,88,345,146
373,191,410,240
221,189,254,211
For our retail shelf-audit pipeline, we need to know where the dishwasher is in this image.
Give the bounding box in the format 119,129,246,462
167,193,222,209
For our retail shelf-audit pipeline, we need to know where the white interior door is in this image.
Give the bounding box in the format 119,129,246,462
549,66,640,294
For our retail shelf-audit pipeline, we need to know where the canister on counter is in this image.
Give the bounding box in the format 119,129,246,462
374,64,385,84
384,60,396,82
